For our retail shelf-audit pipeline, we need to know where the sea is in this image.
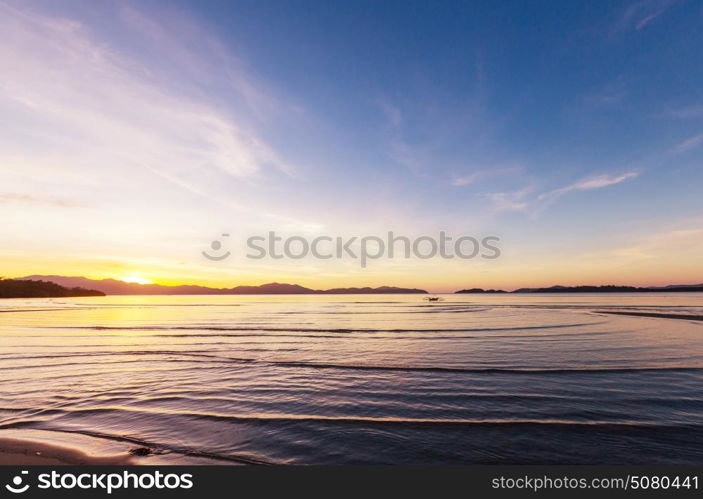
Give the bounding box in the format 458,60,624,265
1,293,702,464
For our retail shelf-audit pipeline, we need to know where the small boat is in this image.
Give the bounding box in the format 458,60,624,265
425,296,442,302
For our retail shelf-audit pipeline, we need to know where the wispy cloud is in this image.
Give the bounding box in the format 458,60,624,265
583,77,628,108
0,1,293,203
532,171,639,216
451,173,482,187
378,99,437,177
0,192,79,207
613,0,676,32
451,164,525,187
484,187,533,213
672,132,703,154
376,52,491,179
662,105,703,119
377,98,402,129
538,171,639,200
486,171,640,217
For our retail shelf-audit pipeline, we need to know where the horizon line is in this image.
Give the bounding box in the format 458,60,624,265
8,274,703,295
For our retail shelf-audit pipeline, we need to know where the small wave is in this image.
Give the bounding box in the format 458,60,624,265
3,349,702,377
47,322,603,334
264,362,703,375
5,408,700,431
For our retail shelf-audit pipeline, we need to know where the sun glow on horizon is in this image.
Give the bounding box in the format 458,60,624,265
119,275,154,285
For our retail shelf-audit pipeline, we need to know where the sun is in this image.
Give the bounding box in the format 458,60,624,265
119,275,154,285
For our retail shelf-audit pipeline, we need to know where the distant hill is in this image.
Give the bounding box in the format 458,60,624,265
0,278,105,298
513,285,641,293
18,276,427,295
655,283,703,289
457,284,703,294
229,283,315,294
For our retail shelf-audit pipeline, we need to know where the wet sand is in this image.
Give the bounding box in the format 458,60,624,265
0,437,135,465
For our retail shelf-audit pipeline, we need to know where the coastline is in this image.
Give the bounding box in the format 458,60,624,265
0,437,134,465
0,429,238,465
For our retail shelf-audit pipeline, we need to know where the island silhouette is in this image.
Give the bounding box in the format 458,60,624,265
0,278,105,298
1,276,701,299
12,276,428,296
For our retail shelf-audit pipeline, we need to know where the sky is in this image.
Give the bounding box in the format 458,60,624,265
1,0,702,292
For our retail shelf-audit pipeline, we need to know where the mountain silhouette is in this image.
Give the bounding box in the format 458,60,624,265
0,278,105,298
18,276,427,295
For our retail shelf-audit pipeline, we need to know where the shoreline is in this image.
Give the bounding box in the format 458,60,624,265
0,437,135,465
0,429,234,465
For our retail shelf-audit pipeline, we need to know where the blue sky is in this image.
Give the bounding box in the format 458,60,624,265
1,0,702,290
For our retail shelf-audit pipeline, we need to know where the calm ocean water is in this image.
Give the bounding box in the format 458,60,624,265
1,293,702,464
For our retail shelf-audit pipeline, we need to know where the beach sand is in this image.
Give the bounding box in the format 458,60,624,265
0,437,135,465
0,429,226,465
